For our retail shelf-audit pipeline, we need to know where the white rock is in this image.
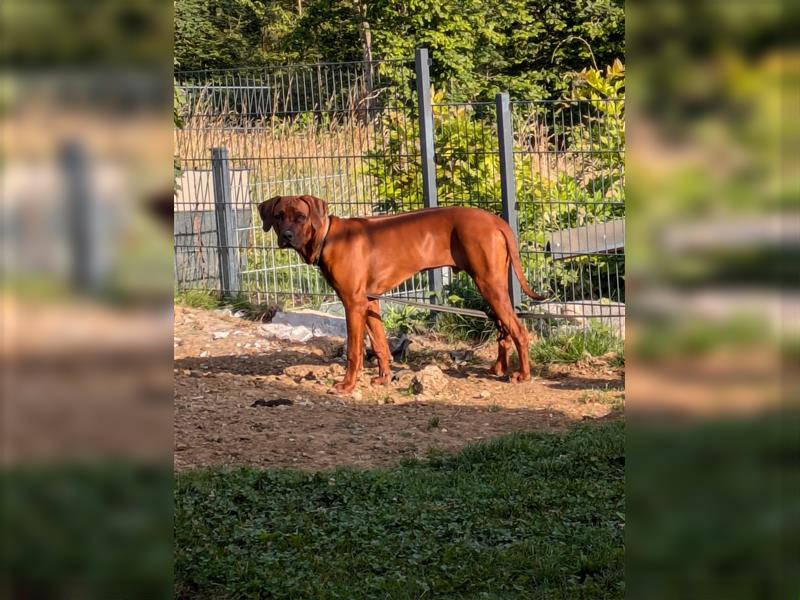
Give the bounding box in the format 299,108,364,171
271,310,347,338
259,323,314,343
212,331,230,339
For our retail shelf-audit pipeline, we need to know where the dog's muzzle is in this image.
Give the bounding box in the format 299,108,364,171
279,229,295,249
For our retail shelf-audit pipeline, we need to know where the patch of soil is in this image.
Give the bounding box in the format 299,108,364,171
174,306,624,471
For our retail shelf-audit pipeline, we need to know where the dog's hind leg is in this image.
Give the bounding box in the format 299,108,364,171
472,275,531,383
489,321,512,377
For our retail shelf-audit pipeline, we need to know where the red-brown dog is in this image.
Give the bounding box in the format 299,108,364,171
258,195,544,394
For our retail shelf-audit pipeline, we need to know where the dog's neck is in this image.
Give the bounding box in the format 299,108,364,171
311,215,331,267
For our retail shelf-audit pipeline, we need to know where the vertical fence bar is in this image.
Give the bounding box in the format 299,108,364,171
211,147,241,297
415,48,442,301
496,92,522,308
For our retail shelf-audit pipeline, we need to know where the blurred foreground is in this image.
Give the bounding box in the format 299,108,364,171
1,0,797,597
2,0,174,595
626,1,798,597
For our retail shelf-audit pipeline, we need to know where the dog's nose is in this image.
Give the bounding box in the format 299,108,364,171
281,230,294,243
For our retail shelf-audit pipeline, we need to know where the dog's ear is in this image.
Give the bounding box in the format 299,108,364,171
300,195,328,231
258,196,281,230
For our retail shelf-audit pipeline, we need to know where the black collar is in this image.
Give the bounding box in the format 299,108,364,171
313,216,331,267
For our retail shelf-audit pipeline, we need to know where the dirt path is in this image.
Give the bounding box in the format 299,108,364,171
174,306,624,471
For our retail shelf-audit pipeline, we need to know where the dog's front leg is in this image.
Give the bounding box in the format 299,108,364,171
365,299,391,386
329,297,368,394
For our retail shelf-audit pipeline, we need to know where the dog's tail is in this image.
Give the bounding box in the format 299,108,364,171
500,224,546,301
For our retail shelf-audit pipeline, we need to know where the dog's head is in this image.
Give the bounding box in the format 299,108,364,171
258,195,328,253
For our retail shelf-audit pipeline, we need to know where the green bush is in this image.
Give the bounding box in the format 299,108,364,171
174,288,221,309
383,304,429,335
530,323,623,365
365,91,502,215
436,272,497,343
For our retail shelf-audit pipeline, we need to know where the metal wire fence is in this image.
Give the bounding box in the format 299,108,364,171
512,99,625,328
174,59,425,306
174,51,625,334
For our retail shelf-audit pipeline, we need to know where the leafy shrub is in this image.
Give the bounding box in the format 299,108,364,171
174,288,221,309
382,304,429,335
530,323,623,365
437,273,497,343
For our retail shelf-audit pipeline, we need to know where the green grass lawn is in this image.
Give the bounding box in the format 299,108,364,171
175,422,625,599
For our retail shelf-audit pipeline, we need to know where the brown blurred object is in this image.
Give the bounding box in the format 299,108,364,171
1,0,175,596
1,295,173,465
146,188,176,231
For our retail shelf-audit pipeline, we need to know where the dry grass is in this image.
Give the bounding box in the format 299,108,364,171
175,112,382,216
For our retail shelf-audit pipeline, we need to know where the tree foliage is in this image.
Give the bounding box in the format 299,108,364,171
174,0,624,99
175,0,302,70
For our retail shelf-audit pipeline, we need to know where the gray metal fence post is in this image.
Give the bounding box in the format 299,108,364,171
496,92,522,309
61,140,102,294
211,147,241,297
415,48,443,301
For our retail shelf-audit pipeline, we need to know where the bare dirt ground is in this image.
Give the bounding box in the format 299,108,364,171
174,306,624,471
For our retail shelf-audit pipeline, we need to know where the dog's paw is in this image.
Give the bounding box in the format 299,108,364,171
509,371,530,383
488,363,507,377
370,374,390,387
328,381,356,395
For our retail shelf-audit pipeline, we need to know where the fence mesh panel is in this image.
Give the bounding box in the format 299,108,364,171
512,99,625,331
174,60,422,306
174,58,625,333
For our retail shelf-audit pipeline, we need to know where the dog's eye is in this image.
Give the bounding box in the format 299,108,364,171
296,215,306,223
277,212,285,220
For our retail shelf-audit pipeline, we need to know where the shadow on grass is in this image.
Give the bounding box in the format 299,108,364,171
541,376,625,392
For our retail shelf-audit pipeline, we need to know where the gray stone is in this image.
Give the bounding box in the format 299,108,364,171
411,365,448,395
